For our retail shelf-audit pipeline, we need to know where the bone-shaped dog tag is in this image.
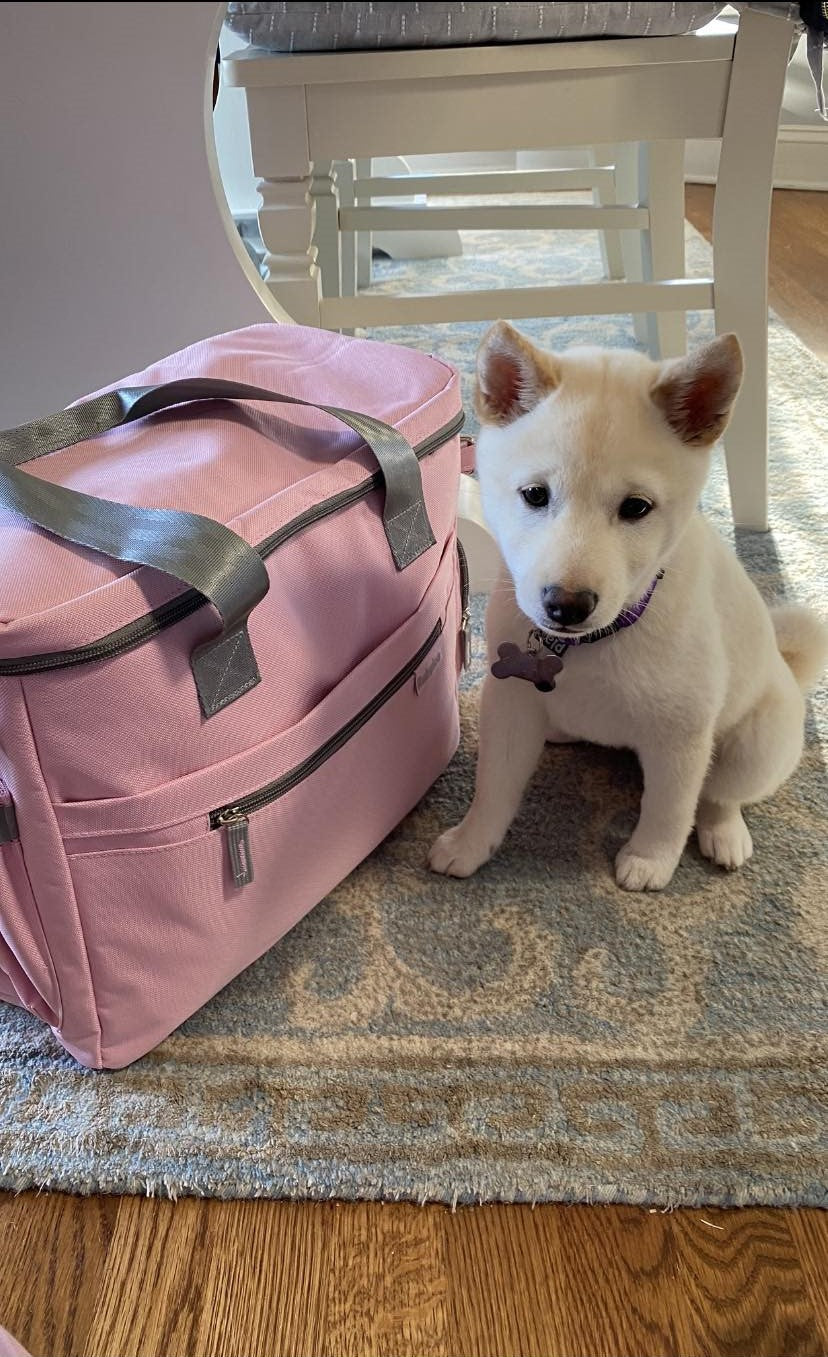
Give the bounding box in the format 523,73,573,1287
491,642,563,692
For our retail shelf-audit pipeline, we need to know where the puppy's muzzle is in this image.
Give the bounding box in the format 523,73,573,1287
542,587,598,628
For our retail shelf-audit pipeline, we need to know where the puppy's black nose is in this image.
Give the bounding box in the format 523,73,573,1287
542,586,598,627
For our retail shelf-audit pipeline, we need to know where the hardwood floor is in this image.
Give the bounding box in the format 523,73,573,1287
2,1196,828,1357
2,187,826,1357
685,184,828,364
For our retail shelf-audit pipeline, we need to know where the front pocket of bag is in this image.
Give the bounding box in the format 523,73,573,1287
57,540,460,1067
0,783,62,1026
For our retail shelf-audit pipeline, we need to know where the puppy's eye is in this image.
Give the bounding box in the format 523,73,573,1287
520,485,549,509
618,496,653,521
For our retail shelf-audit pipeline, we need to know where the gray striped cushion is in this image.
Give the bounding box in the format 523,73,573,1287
223,3,730,53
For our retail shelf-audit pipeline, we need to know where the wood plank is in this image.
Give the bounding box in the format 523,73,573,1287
0,1191,118,1357
765,190,828,363
669,1206,824,1357
550,1205,696,1357
324,1202,448,1357
195,1201,330,1357
788,1210,828,1355
444,1203,695,1357
685,184,828,364
82,1198,210,1357
444,1204,567,1357
83,1198,332,1357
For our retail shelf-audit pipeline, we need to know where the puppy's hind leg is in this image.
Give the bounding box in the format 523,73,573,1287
429,673,548,877
697,676,805,870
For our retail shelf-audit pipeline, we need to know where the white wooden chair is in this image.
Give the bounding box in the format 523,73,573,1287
225,7,796,560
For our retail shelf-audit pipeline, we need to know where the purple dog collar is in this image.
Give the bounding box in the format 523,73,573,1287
492,569,665,692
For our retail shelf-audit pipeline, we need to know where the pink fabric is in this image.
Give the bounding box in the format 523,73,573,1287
460,436,476,475
0,325,463,1068
0,1326,30,1357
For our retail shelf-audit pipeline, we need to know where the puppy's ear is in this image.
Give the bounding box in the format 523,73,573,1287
650,333,743,447
475,321,560,426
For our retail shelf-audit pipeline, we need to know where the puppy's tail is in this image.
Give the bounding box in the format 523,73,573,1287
770,605,828,692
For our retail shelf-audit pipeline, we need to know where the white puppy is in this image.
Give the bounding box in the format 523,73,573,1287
431,322,828,891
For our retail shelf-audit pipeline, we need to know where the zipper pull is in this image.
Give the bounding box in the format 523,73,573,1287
460,607,472,670
0,779,18,846
217,808,253,888
456,539,471,670
460,436,476,475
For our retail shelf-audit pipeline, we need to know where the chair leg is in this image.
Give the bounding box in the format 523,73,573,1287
354,158,372,291
588,147,624,281
250,86,322,327
337,159,357,298
713,8,792,530
613,142,649,346
257,175,322,328
638,140,687,361
310,159,340,299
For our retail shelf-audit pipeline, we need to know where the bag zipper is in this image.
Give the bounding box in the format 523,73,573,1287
212,615,445,888
0,411,464,678
457,535,471,669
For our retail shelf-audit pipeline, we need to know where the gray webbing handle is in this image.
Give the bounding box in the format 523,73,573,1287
0,378,436,716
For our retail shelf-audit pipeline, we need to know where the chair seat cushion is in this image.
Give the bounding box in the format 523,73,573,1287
224,2,728,53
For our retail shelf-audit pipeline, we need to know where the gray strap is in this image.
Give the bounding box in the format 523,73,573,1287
0,377,436,717
0,452,269,716
0,376,436,569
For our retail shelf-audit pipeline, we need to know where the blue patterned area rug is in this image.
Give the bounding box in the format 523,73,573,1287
1,219,826,1205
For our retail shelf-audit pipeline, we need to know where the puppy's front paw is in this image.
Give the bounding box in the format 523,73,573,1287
615,843,679,892
697,814,753,871
429,823,495,878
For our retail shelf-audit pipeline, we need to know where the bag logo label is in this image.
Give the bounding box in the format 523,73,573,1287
414,649,442,694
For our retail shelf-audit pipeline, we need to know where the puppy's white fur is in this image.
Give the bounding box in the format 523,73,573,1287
430,323,828,891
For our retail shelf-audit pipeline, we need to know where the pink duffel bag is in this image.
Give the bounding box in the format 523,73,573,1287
0,1325,30,1357
0,324,467,1068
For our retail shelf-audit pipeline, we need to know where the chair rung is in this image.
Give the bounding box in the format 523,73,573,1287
355,168,615,197
338,204,649,232
320,279,715,328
